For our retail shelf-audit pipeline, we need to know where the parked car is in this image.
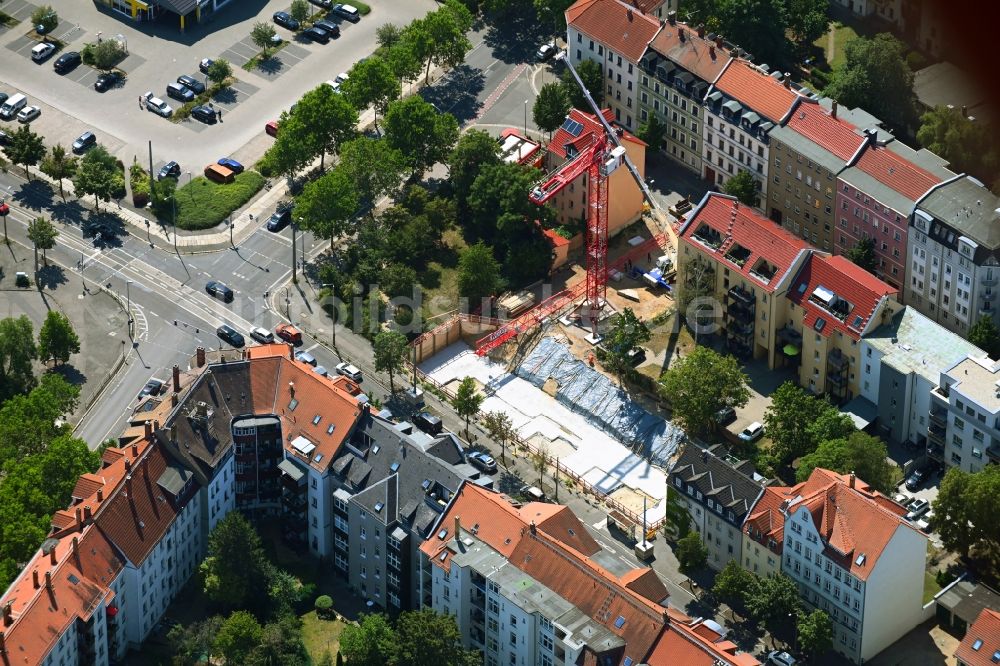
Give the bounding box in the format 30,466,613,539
143,92,173,117
273,11,300,30
916,510,935,532
331,3,360,22
138,378,164,399
335,72,349,84
313,365,329,377
249,326,275,344
536,43,555,60
766,651,797,666
414,412,443,436
199,58,214,74
53,51,81,73
313,19,340,36
157,161,181,180
265,120,279,137
217,157,244,174
294,350,316,365
738,421,764,442
71,131,96,154
31,42,56,62
216,324,245,348
266,207,291,232
166,81,195,103
190,105,216,124
714,406,736,425
335,362,363,383
905,498,931,521
94,71,120,92
302,26,331,43
177,74,205,95
905,467,928,491
205,280,234,302
0,128,9,145
16,106,41,123
0,93,7,107
467,451,497,474
309,0,333,8
276,323,303,344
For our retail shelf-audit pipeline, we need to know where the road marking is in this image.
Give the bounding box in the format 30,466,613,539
476,63,528,122
304,342,320,353
592,518,607,529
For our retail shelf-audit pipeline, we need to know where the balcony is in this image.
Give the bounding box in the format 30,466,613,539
727,285,755,307
929,407,947,426
927,444,944,462
928,423,946,442
987,444,1000,462
827,349,848,370
983,276,997,287
980,306,994,317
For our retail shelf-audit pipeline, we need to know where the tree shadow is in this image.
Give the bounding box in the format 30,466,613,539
49,198,87,226
81,211,126,249
255,55,286,76
36,264,67,290
483,12,548,64
49,363,87,388
11,179,56,211
211,86,238,104
419,64,485,126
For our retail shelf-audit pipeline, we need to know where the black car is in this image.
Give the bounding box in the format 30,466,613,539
157,161,181,180
331,3,360,22
266,207,292,232
190,105,217,124
302,26,330,43
313,19,340,36
0,129,10,146
0,93,7,107
177,74,205,95
138,378,164,399
94,72,120,92
205,280,234,302
905,467,928,491
166,82,195,103
199,58,213,74
71,131,96,154
53,51,81,74
217,324,245,348
273,11,300,30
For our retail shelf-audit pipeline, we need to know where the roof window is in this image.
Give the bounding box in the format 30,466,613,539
374,502,384,512
312,415,321,425
437,528,448,539
614,616,626,629
855,553,866,566
814,318,826,332
327,424,335,435
390,462,400,473
972,639,983,650
372,445,380,455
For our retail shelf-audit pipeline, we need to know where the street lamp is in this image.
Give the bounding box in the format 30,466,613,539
321,282,337,351
126,279,133,330
292,218,302,283
228,214,235,249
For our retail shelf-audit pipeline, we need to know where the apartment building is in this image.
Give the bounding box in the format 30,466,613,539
566,0,662,130
668,444,766,571
703,60,803,206
906,176,1000,335
764,468,927,663
677,193,811,366
637,16,732,174
838,137,952,291
860,307,984,447
544,108,646,239
767,98,873,252
955,608,1000,666
420,482,760,666
928,355,1000,473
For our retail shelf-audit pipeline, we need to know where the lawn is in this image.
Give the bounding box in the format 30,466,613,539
814,21,859,71
419,228,466,326
300,611,347,663
923,570,942,604
172,170,265,230
242,40,290,72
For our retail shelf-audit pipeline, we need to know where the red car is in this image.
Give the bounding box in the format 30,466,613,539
0,199,8,217
275,323,301,344
265,120,278,137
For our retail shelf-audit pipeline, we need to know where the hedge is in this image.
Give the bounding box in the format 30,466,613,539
171,170,265,230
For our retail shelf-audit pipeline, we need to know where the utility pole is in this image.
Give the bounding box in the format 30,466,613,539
147,141,155,207
291,221,297,283
228,215,234,249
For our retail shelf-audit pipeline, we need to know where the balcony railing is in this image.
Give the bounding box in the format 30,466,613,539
986,445,1000,462
827,350,848,369
929,408,947,426
727,286,755,306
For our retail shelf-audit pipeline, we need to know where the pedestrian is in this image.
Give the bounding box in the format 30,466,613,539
217,109,222,122
138,95,143,109
647,252,651,263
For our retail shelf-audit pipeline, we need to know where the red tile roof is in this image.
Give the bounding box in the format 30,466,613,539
548,108,645,160
715,60,801,123
955,609,1000,666
647,21,731,83
680,193,811,293
855,142,944,202
786,100,866,161
566,0,662,62
646,619,760,665
788,254,898,340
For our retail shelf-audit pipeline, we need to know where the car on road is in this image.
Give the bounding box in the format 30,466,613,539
216,324,245,348
94,71,120,92
205,280,234,302
177,74,205,95
249,326,275,344
313,19,340,36
31,42,56,62
277,323,303,344
294,350,316,365
138,378,164,399
332,3,360,22
738,421,764,442
536,43,555,60
335,362,363,383
905,467,928,491
714,406,736,425
265,120,279,137
16,106,40,123
166,81,195,103
157,161,181,180
266,207,291,232
72,131,96,153
217,157,244,174
467,451,497,474
191,105,217,124
766,651,796,666
414,411,443,436
302,26,331,43
273,11,300,31
53,51,81,73
143,92,173,117
905,498,931,521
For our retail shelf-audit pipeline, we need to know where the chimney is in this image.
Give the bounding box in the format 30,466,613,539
72,537,79,557
32,570,39,589
697,23,705,38
626,7,633,21
144,420,152,438
196,346,206,367
97,488,104,502
124,457,131,473
831,100,838,119
44,572,52,590
171,393,178,408
454,515,461,539
678,27,685,42
172,365,181,393
709,45,716,60
667,9,676,24
49,547,57,566
849,472,856,489
529,521,536,535
83,506,92,523
865,127,878,146
1,603,10,627
289,343,295,360
715,35,723,48
961,105,968,118
783,74,791,89
75,508,82,531
289,381,295,399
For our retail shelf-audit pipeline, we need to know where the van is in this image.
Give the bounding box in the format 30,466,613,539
0,93,27,120
249,327,274,344
204,163,234,183
166,82,195,103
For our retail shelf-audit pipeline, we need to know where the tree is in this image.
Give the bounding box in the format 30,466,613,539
918,105,998,188
294,83,359,170
207,58,233,87
260,112,312,181
675,532,708,574
452,377,483,437
0,372,78,460
845,236,877,273
339,613,396,666
561,58,603,109
0,316,37,402
295,167,359,250
785,0,829,45
457,242,501,303
386,40,423,85
481,410,515,464
38,310,80,366
168,616,224,666
376,22,403,49
40,144,77,200
381,263,418,300
394,608,481,666
712,559,755,612
250,615,309,666
636,114,667,152
764,381,832,467
717,0,789,69
534,0,574,33
658,347,750,435
533,82,570,139
405,1,474,84
722,170,758,207
31,5,57,33
531,443,549,485
448,129,502,213
200,512,274,614
73,145,120,212
5,124,45,181
289,0,310,23
797,609,834,658
251,21,279,56
933,466,1000,560
339,137,408,211
214,611,264,665
26,216,58,277
602,308,651,383
343,56,401,129
968,314,1000,359
90,39,126,70
825,33,918,135
384,96,460,176
805,409,856,446
744,573,801,633
374,330,408,393
796,432,895,493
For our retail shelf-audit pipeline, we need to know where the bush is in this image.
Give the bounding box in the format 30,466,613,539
906,50,928,71
129,162,150,207
170,170,265,230
314,595,334,619
81,40,126,70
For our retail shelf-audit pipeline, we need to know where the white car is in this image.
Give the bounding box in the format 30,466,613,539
325,79,341,93
738,421,764,442
536,43,555,60
143,91,173,118
31,42,56,62
16,105,41,123
335,362,363,383
335,72,349,84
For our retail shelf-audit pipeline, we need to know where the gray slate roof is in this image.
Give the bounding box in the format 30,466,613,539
668,444,767,528
917,176,1000,251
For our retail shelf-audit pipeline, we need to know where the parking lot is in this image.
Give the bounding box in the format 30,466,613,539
0,0,437,175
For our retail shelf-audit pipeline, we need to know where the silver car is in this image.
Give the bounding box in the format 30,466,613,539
143,91,173,118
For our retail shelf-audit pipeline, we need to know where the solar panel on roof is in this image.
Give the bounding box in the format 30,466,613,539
560,118,584,137
614,616,626,629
